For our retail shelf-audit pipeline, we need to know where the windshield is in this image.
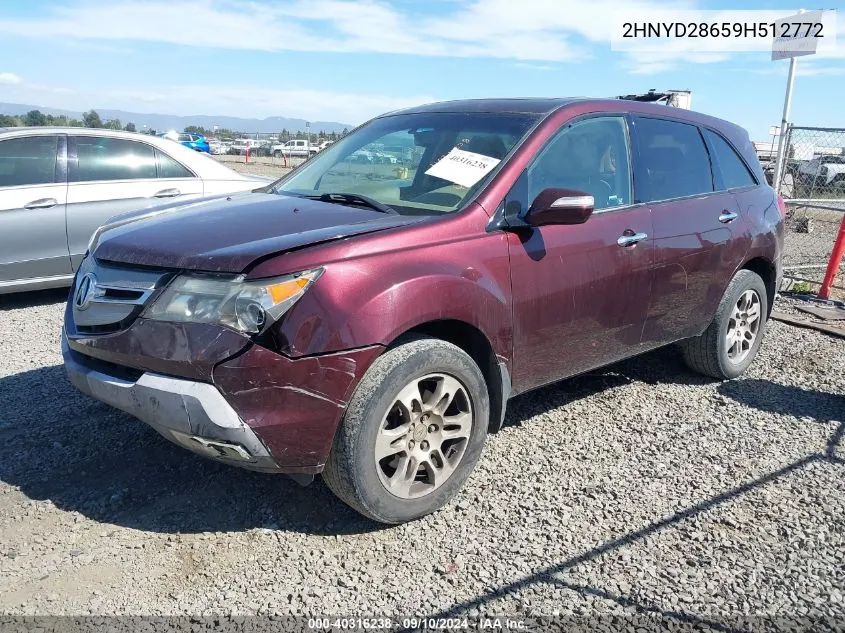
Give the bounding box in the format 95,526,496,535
272,112,540,215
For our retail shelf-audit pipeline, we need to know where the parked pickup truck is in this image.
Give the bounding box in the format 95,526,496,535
270,139,318,158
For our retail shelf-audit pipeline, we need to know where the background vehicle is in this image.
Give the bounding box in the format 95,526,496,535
317,140,334,152
270,139,318,158
0,127,271,293
229,138,268,156
160,131,211,153
208,139,231,155
62,98,783,524
797,154,845,188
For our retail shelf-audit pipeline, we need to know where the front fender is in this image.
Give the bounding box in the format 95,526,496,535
273,241,513,364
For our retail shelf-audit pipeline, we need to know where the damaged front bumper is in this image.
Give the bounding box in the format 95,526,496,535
62,312,383,474
63,335,283,472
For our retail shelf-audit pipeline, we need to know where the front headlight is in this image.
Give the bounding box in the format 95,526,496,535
145,268,323,335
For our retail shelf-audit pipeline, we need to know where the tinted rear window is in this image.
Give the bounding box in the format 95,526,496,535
0,136,58,187
635,117,713,201
704,129,756,190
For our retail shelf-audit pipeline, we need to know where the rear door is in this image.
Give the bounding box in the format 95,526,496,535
0,134,71,286
507,115,654,392
633,116,751,345
66,135,203,270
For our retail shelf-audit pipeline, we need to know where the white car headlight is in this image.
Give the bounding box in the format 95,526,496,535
145,268,323,335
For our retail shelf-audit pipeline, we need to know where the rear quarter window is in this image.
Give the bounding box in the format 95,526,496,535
704,129,757,190
156,149,194,179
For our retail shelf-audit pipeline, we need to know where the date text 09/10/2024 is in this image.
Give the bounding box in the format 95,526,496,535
307,617,527,630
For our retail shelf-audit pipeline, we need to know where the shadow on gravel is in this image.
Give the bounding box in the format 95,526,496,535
718,379,845,423
400,387,845,631
0,365,380,536
0,288,68,311
503,345,709,429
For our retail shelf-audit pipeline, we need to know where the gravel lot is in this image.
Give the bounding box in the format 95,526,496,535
0,291,842,629
216,154,296,181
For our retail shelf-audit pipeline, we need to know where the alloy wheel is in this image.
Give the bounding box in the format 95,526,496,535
374,373,473,499
725,289,762,363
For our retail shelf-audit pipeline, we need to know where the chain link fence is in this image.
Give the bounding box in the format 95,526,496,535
775,125,845,297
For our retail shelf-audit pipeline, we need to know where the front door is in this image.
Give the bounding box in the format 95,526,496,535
507,115,654,393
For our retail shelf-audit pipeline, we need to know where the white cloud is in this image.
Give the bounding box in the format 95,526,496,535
0,0,689,63
512,62,557,72
0,72,22,84
11,0,821,74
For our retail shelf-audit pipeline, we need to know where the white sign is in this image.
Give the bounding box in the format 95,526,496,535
424,147,501,188
772,10,826,60
769,126,780,136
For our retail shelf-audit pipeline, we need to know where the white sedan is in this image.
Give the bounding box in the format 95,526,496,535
0,127,272,293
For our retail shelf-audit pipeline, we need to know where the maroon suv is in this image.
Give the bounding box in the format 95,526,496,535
63,98,784,523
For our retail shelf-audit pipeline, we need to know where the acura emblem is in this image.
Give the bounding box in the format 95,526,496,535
74,272,101,310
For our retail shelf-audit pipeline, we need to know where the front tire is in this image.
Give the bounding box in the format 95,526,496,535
680,269,768,380
322,337,489,524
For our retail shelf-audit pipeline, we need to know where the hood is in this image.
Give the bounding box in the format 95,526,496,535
92,192,423,272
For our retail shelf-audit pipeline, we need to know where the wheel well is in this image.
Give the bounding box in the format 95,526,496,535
392,320,507,434
741,257,776,317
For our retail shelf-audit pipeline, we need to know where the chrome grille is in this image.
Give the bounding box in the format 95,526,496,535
72,258,169,331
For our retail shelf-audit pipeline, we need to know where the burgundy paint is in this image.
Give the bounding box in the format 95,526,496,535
64,302,249,381
212,343,383,472
65,97,784,475
93,192,425,272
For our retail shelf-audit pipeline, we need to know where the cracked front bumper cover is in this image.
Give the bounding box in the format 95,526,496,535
62,334,283,473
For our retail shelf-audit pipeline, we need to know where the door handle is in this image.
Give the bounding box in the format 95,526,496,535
153,188,181,198
617,232,648,247
23,198,58,210
718,211,738,223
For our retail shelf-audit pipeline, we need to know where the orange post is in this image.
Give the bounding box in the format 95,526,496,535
819,212,845,300
245,146,250,164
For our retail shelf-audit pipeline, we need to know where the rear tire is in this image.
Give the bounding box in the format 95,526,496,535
680,269,768,380
322,337,489,524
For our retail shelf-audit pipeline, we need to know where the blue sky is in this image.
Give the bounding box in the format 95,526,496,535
0,0,843,139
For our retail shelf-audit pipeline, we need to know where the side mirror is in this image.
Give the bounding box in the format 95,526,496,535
525,188,594,226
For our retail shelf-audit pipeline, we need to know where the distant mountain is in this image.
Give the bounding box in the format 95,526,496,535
0,102,352,134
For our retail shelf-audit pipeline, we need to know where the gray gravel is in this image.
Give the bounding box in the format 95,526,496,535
0,290,843,628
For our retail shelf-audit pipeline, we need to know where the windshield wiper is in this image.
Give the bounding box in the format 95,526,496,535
305,192,398,215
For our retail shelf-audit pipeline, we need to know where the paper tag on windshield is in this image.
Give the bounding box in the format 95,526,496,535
424,148,501,188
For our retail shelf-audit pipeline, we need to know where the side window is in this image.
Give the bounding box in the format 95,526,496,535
634,117,713,201
74,136,157,182
704,129,756,190
527,116,631,211
0,136,58,188
156,150,194,179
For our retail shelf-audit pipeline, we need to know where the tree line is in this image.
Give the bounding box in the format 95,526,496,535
0,110,349,142
0,109,137,132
